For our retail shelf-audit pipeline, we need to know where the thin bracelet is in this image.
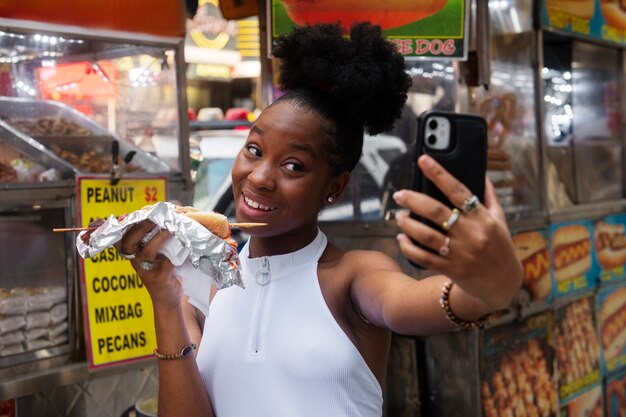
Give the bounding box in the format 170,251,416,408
439,281,488,330
153,343,197,360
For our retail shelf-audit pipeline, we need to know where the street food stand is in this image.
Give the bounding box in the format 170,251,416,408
260,1,626,416
0,0,192,414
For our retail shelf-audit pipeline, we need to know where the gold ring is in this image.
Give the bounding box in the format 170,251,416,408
442,209,461,231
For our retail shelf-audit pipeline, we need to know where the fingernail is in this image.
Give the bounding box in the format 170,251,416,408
393,191,403,202
421,155,433,168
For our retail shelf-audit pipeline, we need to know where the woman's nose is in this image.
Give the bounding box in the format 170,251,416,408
248,162,276,190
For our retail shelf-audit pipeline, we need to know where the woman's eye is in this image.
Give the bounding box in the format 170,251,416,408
246,145,260,157
285,162,303,172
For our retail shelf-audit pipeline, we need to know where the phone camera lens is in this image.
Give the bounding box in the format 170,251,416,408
427,134,437,145
428,119,438,130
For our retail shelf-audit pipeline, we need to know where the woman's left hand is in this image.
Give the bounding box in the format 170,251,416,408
393,154,523,311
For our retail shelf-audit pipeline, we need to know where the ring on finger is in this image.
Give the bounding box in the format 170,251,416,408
462,195,479,213
441,209,461,231
138,226,160,249
438,237,451,257
118,249,136,260
139,260,155,271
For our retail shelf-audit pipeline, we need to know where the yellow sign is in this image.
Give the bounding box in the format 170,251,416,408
77,176,167,369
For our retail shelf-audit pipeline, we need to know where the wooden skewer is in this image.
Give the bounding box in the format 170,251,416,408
53,222,268,233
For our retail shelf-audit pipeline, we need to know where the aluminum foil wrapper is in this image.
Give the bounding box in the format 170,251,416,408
75,201,243,290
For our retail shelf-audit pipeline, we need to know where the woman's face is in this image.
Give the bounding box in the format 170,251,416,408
231,100,342,241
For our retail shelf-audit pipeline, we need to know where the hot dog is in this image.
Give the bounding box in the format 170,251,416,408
599,287,626,366
551,224,592,283
512,231,551,301
279,0,448,31
546,0,595,18
594,221,626,270
602,0,626,29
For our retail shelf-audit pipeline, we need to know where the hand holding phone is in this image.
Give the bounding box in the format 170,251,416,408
409,110,488,265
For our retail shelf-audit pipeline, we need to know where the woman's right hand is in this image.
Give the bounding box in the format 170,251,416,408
114,221,182,309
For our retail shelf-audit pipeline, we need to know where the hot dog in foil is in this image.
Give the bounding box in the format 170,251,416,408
75,201,243,293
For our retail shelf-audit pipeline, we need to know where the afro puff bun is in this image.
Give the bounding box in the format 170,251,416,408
272,22,411,136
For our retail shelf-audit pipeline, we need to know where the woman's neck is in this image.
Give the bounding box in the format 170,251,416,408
247,226,319,258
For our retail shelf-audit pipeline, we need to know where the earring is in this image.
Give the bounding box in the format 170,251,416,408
327,196,334,203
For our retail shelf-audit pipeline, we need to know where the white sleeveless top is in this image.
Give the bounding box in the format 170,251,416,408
196,231,383,417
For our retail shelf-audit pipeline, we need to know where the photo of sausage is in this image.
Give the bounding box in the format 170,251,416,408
551,224,592,284
545,0,595,18
513,231,552,301
599,287,626,370
594,221,626,271
602,0,626,29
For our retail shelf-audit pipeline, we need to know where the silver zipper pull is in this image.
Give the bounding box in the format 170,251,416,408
255,257,271,286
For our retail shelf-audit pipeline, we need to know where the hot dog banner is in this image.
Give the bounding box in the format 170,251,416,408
606,369,626,417
549,221,600,298
555,295,602,404
512,229,554,317
541,0,626,47
268,0,469,60
480,312,558,417
596,283,626,375
559,383,604,417
77,176,167,369
595,214,626,284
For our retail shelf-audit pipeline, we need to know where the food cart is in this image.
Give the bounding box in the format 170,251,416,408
0,0,192,414
256,1,626,416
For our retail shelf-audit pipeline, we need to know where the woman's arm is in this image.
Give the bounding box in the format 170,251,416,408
117,221,214,417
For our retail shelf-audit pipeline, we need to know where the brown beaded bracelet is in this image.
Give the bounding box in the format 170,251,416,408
153,343,197,360
439,281,488,330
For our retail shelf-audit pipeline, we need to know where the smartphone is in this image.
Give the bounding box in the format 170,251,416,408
409,110,488,264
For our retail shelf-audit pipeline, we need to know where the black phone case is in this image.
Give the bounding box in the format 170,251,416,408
409,110,488,266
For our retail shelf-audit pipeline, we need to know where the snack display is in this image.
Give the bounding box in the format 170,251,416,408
595,219,626,274
545,0,595,18
555,297,601,401
513,230,552,302
598,286,626,372
0,285,68,357
4,117,93,137
481,314,558,417
551,223,593,287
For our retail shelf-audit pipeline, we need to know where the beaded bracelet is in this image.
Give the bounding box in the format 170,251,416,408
439,281,488,330
153,343,197,360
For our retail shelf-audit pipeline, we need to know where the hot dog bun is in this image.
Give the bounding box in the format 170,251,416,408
179,209,231,240
600,287,626,365
602,1,626,29
513,231,551,300
594,221,626,270
551,224,592,283
546,0,595,18
280,0,448,31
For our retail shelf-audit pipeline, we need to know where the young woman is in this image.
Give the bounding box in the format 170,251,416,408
118,22,523,417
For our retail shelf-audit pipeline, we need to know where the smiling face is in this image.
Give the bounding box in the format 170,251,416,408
231,99,348,255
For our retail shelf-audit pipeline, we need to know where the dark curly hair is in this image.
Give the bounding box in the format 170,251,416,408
270,22,411,174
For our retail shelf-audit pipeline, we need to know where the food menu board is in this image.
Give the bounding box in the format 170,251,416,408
606,369,626,417
549,221,599,298
594,214,626,284
597,283,626,375
269,0,469,59
555,296,602,404
480,312,558,417
541,0,626,47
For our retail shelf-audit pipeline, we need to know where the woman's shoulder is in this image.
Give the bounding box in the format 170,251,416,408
320,241,402,276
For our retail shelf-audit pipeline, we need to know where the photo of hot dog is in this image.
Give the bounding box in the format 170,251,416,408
564,384,603,417
602,0,626,29
546,0,595,18
551,224,592,283
513,231,552,301
599,287,626,368
595,221,626,270
279,0,448,31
